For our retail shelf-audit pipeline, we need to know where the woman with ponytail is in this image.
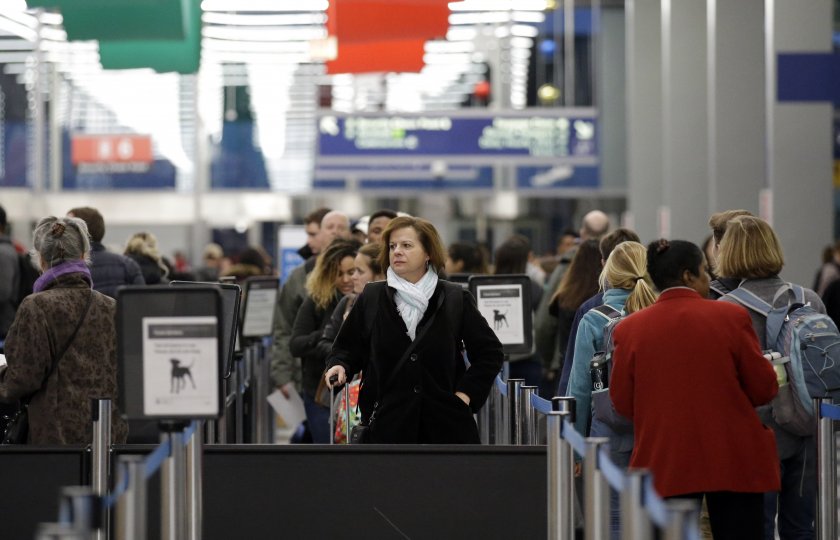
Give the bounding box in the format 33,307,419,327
567,241,657,438
609,239,779,540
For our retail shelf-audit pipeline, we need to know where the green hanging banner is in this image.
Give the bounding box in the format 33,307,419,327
97,0,201,74
26,0,189,41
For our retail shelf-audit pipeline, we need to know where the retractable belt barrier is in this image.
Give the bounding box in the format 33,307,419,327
35,400,204,540
488,373,703,540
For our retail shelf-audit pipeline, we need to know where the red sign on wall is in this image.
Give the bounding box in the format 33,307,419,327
71,135,153,165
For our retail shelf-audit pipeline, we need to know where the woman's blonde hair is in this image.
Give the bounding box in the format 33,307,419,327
715,215,784,279
306,239,360,310
599,241,657,313
125,231,168,276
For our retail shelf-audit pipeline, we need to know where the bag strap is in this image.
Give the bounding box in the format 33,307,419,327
773,282,806,306
708,279,730,297
40,291,93,389
726,287,773,317
591,304,622,323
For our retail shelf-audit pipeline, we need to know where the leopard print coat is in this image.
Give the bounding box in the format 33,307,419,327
1,273,128,444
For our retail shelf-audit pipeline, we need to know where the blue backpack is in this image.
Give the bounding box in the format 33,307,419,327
727,284,840,434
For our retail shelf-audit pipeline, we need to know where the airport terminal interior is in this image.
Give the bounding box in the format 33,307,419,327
0,0,840,538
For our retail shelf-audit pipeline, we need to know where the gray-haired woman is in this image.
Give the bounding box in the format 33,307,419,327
0,216,127,444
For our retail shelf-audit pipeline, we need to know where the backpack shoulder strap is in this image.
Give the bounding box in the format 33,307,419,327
775,283,806,306
726,287,773,317
591,304,622,323
708,279,730,297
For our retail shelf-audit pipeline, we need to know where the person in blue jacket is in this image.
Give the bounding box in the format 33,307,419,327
568,240,657,437
567,241,657,539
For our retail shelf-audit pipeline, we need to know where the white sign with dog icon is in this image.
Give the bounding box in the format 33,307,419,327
475,284,526,346
142,316,219,416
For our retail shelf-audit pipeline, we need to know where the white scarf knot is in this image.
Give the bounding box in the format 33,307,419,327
387,266,439,340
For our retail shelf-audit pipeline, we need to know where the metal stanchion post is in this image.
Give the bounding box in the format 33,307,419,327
621,469,652,540
91,399,111,540
234,358,244,444
815,397,837,540
161,427,188,540
507,379,524,445
493,382,505,445
58,486,99,535
36,523,87,540
663,499,699,540
584,437,610,540
116,456,146,540
256,342,272,443
552,396,577,424
555,400,576,539
186,422,203,540
218,376,231,444
247,345,259,443
520,386,538,445
204,419,216,445
546,411,574,540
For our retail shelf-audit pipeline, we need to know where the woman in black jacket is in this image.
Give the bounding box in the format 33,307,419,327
325,216,503,444
290,238,360,443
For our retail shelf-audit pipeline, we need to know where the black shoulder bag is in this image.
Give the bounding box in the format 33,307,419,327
1,291,93,444
350,289,446,444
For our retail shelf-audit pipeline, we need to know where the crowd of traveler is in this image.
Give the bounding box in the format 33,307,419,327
0,198,836,538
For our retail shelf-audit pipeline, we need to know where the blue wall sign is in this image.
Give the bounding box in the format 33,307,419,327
316,110,598,165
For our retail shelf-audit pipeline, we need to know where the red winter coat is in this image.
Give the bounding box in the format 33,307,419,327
609,288,780,497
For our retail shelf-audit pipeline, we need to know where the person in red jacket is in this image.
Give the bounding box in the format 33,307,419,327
609,239,780,540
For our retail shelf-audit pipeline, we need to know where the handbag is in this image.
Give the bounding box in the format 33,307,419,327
1,291,93,444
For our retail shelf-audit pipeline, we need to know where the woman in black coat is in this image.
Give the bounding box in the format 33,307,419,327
290,238,360,443
325,216,503,444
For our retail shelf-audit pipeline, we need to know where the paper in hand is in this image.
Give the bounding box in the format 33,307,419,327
267,384,306,429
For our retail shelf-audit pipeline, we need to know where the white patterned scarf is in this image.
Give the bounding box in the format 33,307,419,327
387,266,439,341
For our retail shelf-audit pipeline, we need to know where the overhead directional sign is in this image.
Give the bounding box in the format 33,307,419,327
316,109,598,165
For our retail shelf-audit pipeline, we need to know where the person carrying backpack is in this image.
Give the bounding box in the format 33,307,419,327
610,239,780,540
716,215,823,540
567,241,657,539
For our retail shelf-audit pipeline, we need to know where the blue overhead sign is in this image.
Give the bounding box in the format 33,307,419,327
316,109,598,165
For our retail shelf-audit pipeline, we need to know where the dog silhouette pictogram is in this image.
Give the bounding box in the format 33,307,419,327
492,310,509,330
170,358,196,394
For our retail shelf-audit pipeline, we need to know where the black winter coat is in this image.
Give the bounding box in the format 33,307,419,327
291,292,343,396
328,280,503,444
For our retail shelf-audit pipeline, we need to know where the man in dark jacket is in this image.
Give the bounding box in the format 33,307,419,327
270,207,334,391
67,207,144,297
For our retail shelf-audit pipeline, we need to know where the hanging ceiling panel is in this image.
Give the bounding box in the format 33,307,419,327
97,0,200,74
26,0,188,41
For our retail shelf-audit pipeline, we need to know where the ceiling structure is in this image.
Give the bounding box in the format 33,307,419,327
0,0,584,191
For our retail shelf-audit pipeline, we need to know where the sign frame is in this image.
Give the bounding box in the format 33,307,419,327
117,285,223,421
170,280,241,379
241,276,280,340
468,274,533,356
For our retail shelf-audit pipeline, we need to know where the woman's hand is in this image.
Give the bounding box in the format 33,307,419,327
455,391,470,406
325,365,346,388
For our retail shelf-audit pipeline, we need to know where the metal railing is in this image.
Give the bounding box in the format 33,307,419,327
34,399,204,540
484,372,704,540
